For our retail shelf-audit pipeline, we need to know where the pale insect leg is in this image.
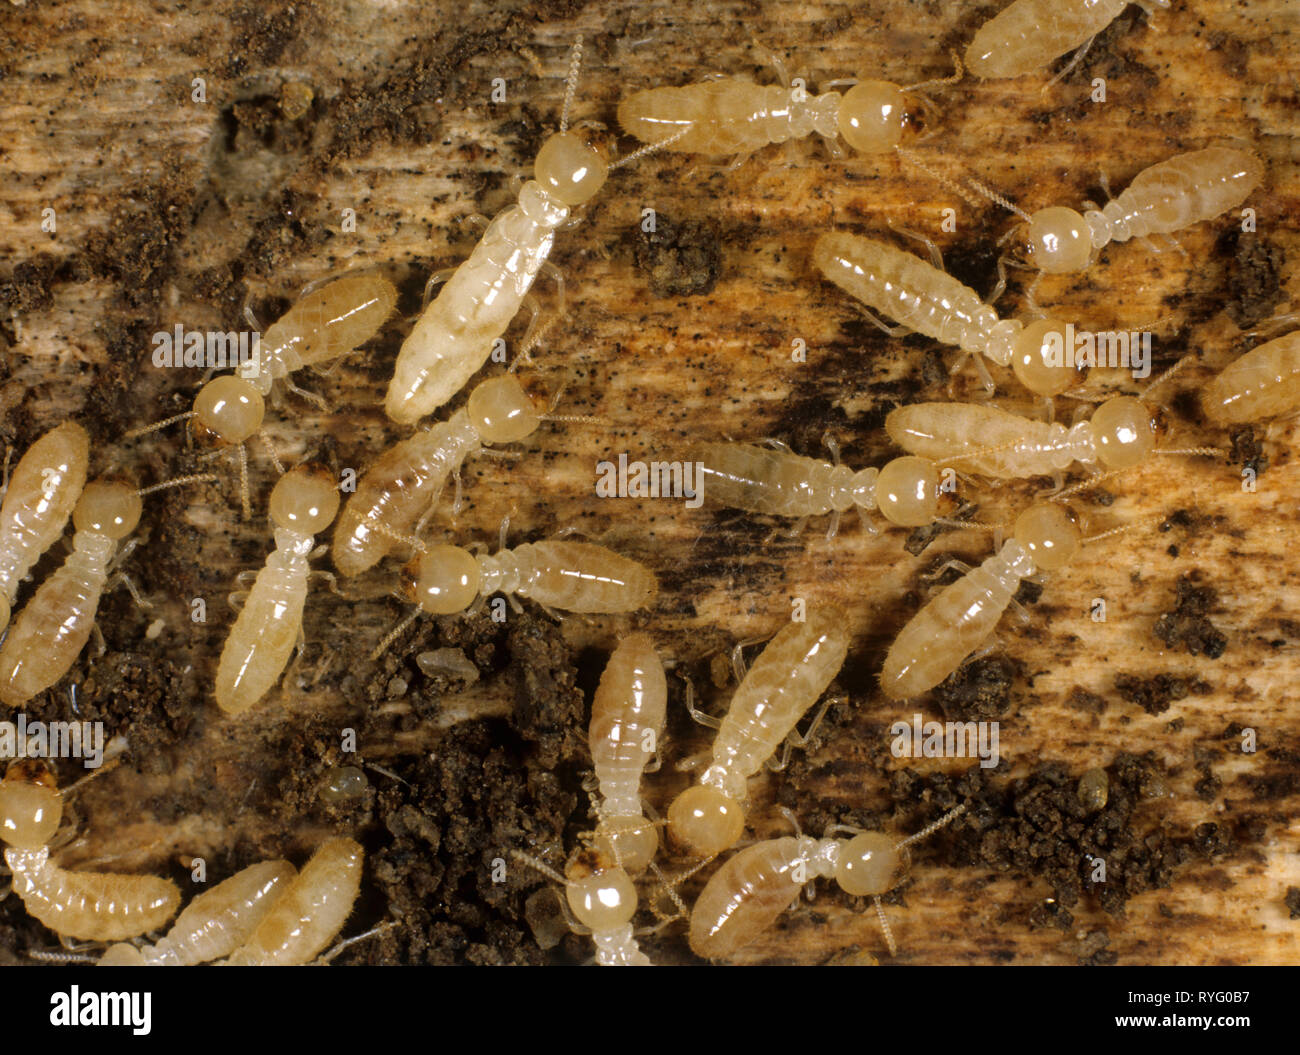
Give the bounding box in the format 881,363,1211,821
887,220,946,270
681,674,720,730
284,375,329,411
921,557,974,582
768,692,843,771
1041,35,1096,95
421,268,458,311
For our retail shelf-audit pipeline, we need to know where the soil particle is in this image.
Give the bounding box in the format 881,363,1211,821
1214,227,1285,329
1114,672,1211,716
1286,887,1300,920
932,655,1017,721
628,212,722,297
1153,574,1227,659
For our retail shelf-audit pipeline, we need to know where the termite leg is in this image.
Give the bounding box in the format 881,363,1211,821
825,509,842,541
421,267,458,311
1043,35,1096,94
309,569,343,596
760,437,795,454
888,220,945,271
91,623,107,657
748,38,791,89
0,445,12,497
682,676,721,731
228,589,251,612
539,258,568,317
107,570,150,610
853,303,911,338
285,375,329,411
460,212,490,235
243,304,264,332
769,692,841,770
922,557,974,583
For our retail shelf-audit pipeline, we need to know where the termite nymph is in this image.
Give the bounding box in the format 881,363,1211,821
1201,328,1300,426
879,503,1088,700
588,633,667,872
222,837,365,965
814,231,1083,395
666,612,850,858
100,859,296,965
215,464,340,716
0,759,180,941
688,804,966,960
335,373,571,577
0,422,89,633
965,0,1170,80
0,472,211,708
694,440,947,537
128,273,396,517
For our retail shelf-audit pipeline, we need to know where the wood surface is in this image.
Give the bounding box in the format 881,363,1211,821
0,0,1297,965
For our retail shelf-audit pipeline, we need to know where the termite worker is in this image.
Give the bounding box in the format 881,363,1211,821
814,230,1083,395
0,760,180,941
694,440,948,538
128,273,396,517
222,837,364,965
215,464,340,716
100,859,296,965
667,612,850,858
588,633,667,872
965,0,1170,80
0,422,89,633
0,473,210,708
1201,329,1300,426
689,805,966,960
880,503,1087,699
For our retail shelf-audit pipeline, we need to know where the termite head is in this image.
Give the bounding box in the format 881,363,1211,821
0,759,63,849
835,831,908,897
563,847,638,932
837,81,922,153
1012,318,1089,395
875,456,940,527
594,814,659,874
1023,207,1094,274
1092,395,1162,470
269,463,340,535
666,784,745,858
191,375,266,446
535,130,609,207
1013,503,1082,573
467,375,542,445
402,544,480,615
74,480,143,539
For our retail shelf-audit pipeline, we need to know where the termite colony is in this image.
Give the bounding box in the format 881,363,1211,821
2,0,1294,968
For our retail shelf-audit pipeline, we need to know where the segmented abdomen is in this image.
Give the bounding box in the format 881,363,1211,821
886,402,1085,478
6,846,180,941
0,423,88,609
689,837,811,959
386,185,562,424
696,442,846,517
965,0,1127,79
590,634,667,814
261,274,397,382
215,552,308,715
147,860,296,965
1105,148,1263,242
880,545,1025,699
225,838,363,965
0,551,107,707
513,542,658,613
333,415,480,577
1202,332,1300,425
709,614,849,794
814,232,997,354
618,79,797,155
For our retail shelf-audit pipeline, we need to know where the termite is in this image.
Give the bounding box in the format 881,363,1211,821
334,374,588,577
666,612,850,858
99,859,296,965
511,845,655,966
127,273,396,517
880,502,1090,699
222,837,364,965
0,759,180,941
0,473,212,708
0,422,89,633
1201,329,1300,426
688,804,966,960
215,464,340,716
695,440,948,538
814,230,1082,395
618,52,960,166
588,633,667,872
965,0,1170,80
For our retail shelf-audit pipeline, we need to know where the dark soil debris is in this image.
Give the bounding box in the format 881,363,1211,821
628,211,722,297
1153,574,1227,658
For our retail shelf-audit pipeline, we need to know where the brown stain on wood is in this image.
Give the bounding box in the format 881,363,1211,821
0,0,1297,964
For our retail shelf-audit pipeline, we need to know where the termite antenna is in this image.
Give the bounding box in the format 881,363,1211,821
872,895,898,956
558,35,584,134
369,608,421,662
903,49,964,92
1153,445,1227,458
895,147,1031,221
608,125,693,171
510,847,567,886
1140,355,1193,400
897,803,966,848
136,472,220,497
314,920,399,965
123,410,196,440
1049,470,1126,502
27,948,100,964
